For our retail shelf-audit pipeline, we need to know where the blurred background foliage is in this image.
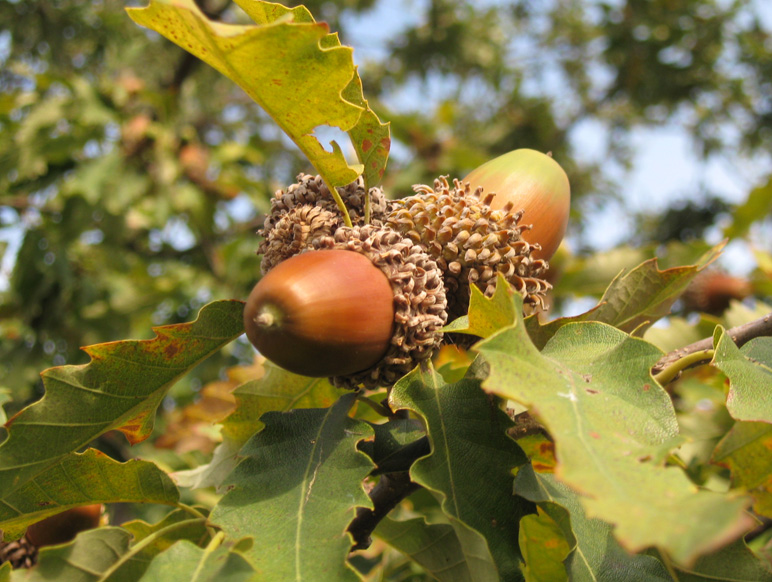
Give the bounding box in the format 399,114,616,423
0,0,771,412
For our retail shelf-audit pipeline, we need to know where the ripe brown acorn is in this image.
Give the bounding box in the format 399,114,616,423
24,504,103,548
463,148,570,261
245,226,448,388
244,249,395,378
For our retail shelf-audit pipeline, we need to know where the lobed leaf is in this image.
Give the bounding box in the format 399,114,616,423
128,0,390,189
389,365,533,582
515,465,671,581
713,330,772,422
477,292,752,565
0,300,244,499
0,449,178,541
518,507,571,582
527,243,723,349
175,361,343,490
210,392,373,581
713,421,772,518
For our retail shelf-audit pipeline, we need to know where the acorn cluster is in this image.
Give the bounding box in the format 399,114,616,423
245,149,570,389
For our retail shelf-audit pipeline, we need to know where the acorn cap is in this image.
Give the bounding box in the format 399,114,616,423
385,176,551,321
0,536,37,569
314,225,448,389
258,173,388,273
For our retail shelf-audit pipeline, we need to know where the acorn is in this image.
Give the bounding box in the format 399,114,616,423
24,504,103,548
463,148,570,261
245,225,447,389
681,270,753,315
258,174,388,273
384,176,551,321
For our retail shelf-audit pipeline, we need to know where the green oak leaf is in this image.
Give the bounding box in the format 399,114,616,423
712,329,772,422
518,507,571,582
478,294,752,565
516,465,671,581
443,274,517,339
724,176,772,239
175,361,344,490
210,392,373,581
12,527,132,582
128,0,390,189
0,449,178,541
389,365,533,582
374,516,474,582
713,421,772,518
526,243,723,349
0,300,244,499
137,539,255,582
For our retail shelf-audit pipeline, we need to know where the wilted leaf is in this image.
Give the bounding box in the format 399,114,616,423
0,449,178,541
374,516,474,582
128,0,390,189
518,507,571,582
713,421,772,518
516,465,671,581
137,539,255,582
389,366,533,582
713,330,772,422
0,301,244,499
210,393,373,581
478,293,752,565
527,244,722,349
175,361,343,489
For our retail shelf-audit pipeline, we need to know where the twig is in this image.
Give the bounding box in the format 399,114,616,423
348,472,421,551
651,312,772,375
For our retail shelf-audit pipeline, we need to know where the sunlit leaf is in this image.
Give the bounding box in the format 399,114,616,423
527,244,722,348
389,365,532,581
0,449,178,541
128,0,390,189
713,329,772,422
443,278,517,339
713,421,772,518
0,301,244,499
210,393,373,581
516,465,671,581
478,292,752,565
518,507,571,582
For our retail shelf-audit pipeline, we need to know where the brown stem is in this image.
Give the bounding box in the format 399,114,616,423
348,472,421,551
651,312,772,375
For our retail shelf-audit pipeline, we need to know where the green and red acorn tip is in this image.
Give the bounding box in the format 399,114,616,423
463,148,570,261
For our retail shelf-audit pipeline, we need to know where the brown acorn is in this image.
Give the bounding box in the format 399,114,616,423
24,504,103,548
245,226,447,388
681,270,753,315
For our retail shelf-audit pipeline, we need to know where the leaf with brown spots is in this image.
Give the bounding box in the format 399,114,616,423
128,0,390,189
0,300,244,499
476,292,753,566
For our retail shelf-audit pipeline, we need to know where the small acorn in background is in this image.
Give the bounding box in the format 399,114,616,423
463,148,571,261
682,270,753,315
0,505,104,569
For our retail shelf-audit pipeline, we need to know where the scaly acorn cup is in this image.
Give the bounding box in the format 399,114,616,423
463,148,570,261
384,177,550,322
258,173,388,273
244,225,447,389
